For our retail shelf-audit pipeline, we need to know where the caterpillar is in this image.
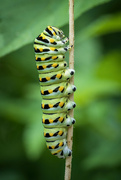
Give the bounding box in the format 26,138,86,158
34,26,76,158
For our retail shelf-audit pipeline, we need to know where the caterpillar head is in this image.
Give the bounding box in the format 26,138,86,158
44,26,65,40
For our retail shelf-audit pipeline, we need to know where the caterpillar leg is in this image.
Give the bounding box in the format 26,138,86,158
62,37,69,44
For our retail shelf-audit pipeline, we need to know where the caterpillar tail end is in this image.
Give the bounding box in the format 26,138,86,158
56,146,72,159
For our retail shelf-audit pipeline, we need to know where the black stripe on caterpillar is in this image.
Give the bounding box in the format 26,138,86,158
34,26,76,159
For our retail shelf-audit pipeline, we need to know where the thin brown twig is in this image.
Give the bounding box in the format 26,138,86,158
64,0,74,180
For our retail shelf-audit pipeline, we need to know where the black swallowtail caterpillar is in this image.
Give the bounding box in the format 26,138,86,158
34,26,76,158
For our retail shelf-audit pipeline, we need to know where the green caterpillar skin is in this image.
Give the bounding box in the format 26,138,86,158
40,82,76,99
39,69,75,85
34,26,76,158
42,113,75,128
41,97,76,113
36,61,67,73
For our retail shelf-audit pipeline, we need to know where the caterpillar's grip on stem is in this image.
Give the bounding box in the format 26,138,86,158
34,25,76,159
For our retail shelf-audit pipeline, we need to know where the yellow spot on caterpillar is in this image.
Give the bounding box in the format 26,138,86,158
56,149,62,153
42,65,46,69
39,77,42,81
34,47,37,50
52,149,62,155
39,48,43,52
41,90,44,94
59,86,64,92
47,145,49,149
41,33,44,37
42,36,45,39
42,104,44,109
49,119,53,123
37,65,39,70
41,57,45,61
42,118,45,123
53,32,56,36
44,132,46,137
52,56,57,60
46,77,50,81
49,104,53,108
50,47,55,51
52,63,57,68
58,131,63,136
58,117,63,122
35,57,38,60
49,133,54,137
48,89,53,94
39,35,41,37
59,142,63,147
56,74,61,79
51,146,55,149
48,26,52,31
59,102,64,107
50,39,55,43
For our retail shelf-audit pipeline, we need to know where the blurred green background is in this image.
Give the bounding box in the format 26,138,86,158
0,0,121,179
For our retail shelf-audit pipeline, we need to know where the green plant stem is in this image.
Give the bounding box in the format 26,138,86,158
64,0,74,180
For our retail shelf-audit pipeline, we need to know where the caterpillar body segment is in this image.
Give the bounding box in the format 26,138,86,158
34,44,71,55
46,139,67,151
43,26,65,40
44,127,67,141
46,139,71,159
41,97,76,114
42,113,75,128
40,82,76,99
36,61,67,74
39,69,75,85
34,26,76,158
35,54,65,63
35,33,69,47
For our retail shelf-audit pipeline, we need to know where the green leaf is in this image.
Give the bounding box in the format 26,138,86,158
76,13,121,43
75,76,120,107
74,0,111,18
76,100,121,137
0,0,111,57
96,51,121,83
0,84,42,124
82,136,121,169
74,38,102,76
23,121,45,159
93,13,121,36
